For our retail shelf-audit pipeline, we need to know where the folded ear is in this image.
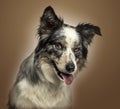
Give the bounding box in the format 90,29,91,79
38,6,63,36
76,23,102,45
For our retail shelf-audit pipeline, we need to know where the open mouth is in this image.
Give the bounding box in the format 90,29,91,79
52,61,74,85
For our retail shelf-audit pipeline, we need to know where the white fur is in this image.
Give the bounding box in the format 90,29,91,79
13,78,71,109
17,79,67,107
63,26,80,47
10,55,71,109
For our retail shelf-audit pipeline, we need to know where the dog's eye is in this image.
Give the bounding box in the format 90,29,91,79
54,43,63,50
73,48,80,52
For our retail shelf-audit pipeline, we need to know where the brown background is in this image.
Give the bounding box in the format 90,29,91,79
0,0,120,109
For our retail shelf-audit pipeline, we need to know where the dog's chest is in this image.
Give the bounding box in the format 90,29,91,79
18,79,71,108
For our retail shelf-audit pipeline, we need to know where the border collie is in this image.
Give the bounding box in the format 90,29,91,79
8,6,101,109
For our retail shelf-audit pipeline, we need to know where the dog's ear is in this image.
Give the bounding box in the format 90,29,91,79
38,6,63,36
76,23,101,46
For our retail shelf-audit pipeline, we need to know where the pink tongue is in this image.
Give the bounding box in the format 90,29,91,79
61,74,73,85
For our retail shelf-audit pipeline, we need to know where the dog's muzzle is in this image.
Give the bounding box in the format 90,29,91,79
52,61,74,85
66,62,75,73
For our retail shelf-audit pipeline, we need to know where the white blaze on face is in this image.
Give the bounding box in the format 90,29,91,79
57,26,80,73
65,26,79,70
63,26,80,47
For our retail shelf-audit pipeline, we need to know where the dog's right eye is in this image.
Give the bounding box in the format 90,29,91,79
54,43,63,50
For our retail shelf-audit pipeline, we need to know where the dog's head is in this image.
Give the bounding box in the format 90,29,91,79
35,6,101,85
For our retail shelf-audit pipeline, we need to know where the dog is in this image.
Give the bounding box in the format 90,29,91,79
8,6,101,109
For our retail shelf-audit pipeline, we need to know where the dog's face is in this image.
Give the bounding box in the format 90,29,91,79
35,6,101,85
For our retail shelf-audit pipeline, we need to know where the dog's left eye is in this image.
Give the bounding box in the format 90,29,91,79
73,47,80,52
54,43,63,50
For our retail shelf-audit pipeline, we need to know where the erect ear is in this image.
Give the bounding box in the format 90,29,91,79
76,23,102,45
38,6,63,36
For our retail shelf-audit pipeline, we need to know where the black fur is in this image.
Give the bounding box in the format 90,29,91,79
76,23,101,60
76,23,101,45
38,6,63,36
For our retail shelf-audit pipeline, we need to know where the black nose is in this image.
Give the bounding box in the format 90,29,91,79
66,62,75,73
